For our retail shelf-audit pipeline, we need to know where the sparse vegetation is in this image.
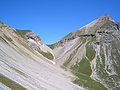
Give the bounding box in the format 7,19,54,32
40,51,54,60
63,50,76,67
16,30,32,39
89,37,96,42
0,74,26,90
0,36,9,44
86,45,96,61
111,41,120,75
72,72,108,90
48,42,59,49
63,43,82,67
4,35,13,42
80,37,87,43
11,67,27,77
72,57,92,76
101,20,113,29
96,56,117,89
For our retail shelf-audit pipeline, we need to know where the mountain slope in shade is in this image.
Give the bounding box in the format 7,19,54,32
0,22,84,90
53,16,120,90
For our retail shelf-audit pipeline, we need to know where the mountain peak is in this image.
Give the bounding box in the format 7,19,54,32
57,16,120,46
97,15,111,21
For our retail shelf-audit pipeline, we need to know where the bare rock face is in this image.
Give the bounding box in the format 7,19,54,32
25,32,41,42
25,32,42,51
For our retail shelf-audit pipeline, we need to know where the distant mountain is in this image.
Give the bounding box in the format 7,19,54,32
52,16,120,90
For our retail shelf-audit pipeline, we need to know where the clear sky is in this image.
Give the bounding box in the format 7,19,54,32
0,0,120,44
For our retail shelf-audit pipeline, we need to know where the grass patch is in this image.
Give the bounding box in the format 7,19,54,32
72,72,108,90
40,51,54,60
0,74,26,90
72,57,92,76
80,38,87,43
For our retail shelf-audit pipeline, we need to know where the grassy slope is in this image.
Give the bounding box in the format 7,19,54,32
71,42,107,89
72,57,92,76
0,74,26,90
71,48,108,90
72,72,108,90
62,37,108,90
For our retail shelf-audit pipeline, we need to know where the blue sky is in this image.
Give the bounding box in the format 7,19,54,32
0,0,120,44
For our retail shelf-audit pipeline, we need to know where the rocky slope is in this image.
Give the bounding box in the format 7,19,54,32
53,16,120,90
0,22,84,90
0,15,120,90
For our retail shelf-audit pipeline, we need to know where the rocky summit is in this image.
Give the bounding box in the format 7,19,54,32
0,15,120,90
